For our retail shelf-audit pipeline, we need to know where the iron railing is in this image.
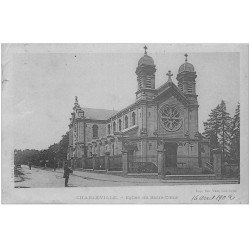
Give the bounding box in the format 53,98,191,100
108,155,122,171
128,156,158,173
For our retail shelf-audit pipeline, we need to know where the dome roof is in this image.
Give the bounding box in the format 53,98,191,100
178,54,195,73
138,54,155,66
178,62,195,73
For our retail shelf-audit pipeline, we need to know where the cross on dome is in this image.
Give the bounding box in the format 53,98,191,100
74,96,80,108
166,70,173,82
178,53,195,73
75,96,78,104
144,45,148,55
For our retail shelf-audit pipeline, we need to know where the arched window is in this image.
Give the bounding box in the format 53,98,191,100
119,119,122,131
92,124,98,138
132,112,136,126
125,115,128,129
146,75,152,88
187,83,193,93
108,124,111,134
113,121,116,133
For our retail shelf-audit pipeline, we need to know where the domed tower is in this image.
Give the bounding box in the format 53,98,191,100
176,54,198,104
135,45,157,100
177,54,199,139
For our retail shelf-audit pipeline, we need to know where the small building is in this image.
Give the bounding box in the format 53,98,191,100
68,46,210,176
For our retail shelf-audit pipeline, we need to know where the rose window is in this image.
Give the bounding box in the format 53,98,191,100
160,105,182,131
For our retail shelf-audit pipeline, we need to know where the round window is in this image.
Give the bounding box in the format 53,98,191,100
160,105,182,131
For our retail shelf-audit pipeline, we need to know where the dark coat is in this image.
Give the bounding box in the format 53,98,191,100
63,166,72,178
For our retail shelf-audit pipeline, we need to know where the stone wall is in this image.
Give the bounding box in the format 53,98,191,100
85,121,106,142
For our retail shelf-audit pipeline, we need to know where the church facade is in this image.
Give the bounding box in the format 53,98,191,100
68,47,210,176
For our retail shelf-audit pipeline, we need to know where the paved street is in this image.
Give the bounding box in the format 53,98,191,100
14,165,160,188
14,165,239,188
15,165,77,188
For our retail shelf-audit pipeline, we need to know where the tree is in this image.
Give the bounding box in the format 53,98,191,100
217,100,232,162
229,103,240,163
203,104,220,150
55,132,69,163
14,132,69,168
203,100,232,163
14,149,40,165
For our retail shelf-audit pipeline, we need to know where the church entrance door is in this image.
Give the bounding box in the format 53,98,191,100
164,142,178,172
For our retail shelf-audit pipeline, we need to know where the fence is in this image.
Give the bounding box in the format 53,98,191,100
75,158,83,169
83,155,122,171
77,155,211,174
128,156,158,173
127,155,208,174
108,155,122,171
94,156,105,170
85,157,93,169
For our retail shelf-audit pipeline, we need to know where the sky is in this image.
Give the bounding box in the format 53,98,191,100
5,44,240,150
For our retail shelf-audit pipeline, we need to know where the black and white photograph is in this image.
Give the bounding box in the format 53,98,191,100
1,2,250,250
1,43,248,203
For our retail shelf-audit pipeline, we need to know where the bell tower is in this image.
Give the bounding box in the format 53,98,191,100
135,46,157,100
176,53,198,104
176,54,199,138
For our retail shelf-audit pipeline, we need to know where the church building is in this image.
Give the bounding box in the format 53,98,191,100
68,46,210,176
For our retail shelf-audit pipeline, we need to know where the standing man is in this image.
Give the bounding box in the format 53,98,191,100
28,162,32,170
63,162,73,187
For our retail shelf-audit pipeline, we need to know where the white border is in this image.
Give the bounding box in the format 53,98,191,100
0,1,249,250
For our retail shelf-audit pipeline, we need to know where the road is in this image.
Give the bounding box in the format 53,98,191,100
14,165,161,188
14,165,239,188
15,165,77,188
14,165,132,188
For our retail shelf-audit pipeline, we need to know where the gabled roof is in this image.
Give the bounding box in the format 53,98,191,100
154,82,189,105
82,107,118,120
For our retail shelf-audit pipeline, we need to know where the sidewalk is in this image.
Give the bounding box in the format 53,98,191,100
55,168,239,185
56,168,162,184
